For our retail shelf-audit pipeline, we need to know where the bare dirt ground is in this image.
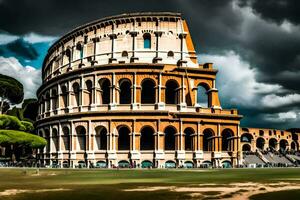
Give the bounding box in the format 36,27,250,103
0,188,70,197
124,182,300,199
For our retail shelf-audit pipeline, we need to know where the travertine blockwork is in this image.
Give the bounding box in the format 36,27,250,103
36,12,299,168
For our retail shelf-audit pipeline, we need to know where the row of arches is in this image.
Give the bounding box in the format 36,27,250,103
241,133,299,151
40,78,211,114
41,126,236,152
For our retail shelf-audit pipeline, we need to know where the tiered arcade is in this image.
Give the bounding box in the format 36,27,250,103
36,12,299,168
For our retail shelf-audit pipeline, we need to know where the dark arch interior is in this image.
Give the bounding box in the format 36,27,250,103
119,79,131,104
279,140,288,151
95,126,107,150
165,126,176,150
141,79,156,104
62,126,70,151
269,138,277,150
256,138,265,149
61,86,68,108
52,128,59,151
165,80,179,104
118,126,130,150
184,128,194,151
73,83,80,106
85,80,93,105
76,126,86,151
203,129,213,151
242,144,251,151
140,126,155,150
221,129,233,151
100,79,110,104
52,89,58,110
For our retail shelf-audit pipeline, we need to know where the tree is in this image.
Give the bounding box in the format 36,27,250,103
0,74,24,114
0,114,46,162
7,98,39,123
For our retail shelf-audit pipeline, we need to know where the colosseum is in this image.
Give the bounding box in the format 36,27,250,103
36,12,300,168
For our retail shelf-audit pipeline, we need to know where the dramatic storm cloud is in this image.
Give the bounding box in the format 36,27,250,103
0,0,299,129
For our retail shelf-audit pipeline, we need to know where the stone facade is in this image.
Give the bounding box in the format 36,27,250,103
36,12,299,168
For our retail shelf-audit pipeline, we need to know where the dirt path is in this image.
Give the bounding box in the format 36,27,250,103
124,182,300,199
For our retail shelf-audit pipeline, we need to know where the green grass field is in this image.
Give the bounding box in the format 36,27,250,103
0,168,300,200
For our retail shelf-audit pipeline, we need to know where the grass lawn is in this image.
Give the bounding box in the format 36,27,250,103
0,168,300,199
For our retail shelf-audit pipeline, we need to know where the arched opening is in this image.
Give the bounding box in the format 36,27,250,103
72,82,80,107
78,160,86,168
184,161,194,168
76,126,86,151
167,51,174,57
140,126,155,150
61,85,68,109
65,48,72,63
96,161,107,168
118,160,130,168
52,128,59,152
256,137,265,150
95,126,107,150
119,79,131,104
46,93,50,112
202,160,212,168
62,126,70,151
62,160,69,168
143,33,151,49
269,138,277,150
184,128,194,151
141,160,153,168
222,160,232,168
85,80,93,106
164,126,176,150
141,79,156,104
118,126,130,150
203,129,214,151
279,139,288,151
51,89,58,111
99,78,110,104
241,133,253,143
165,160,176,168
121,51,128,57
242,144,251,152
165,80,179,104
197,84,209,108
291,141,297,151
45,129,50,152
221,129,233,151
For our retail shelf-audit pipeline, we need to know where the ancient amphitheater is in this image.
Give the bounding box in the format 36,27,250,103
36,12,300,168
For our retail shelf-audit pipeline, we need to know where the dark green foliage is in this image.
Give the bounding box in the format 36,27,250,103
0,74,24,114
6,107,23,120
21,121,34,132
0,114,25,131
0,130,46,148
22,99,39,121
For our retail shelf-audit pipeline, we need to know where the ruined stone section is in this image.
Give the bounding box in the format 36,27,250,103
35,12,299,169
240,128,300,153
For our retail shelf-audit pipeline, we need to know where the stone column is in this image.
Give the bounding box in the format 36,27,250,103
109,73,117,110
129,30,138,63
156,72,165,110
153,30,163,63
132,72,139,110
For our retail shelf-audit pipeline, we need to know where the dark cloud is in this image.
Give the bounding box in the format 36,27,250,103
238,0,300,25
6,39,39,60
1,0,300,129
